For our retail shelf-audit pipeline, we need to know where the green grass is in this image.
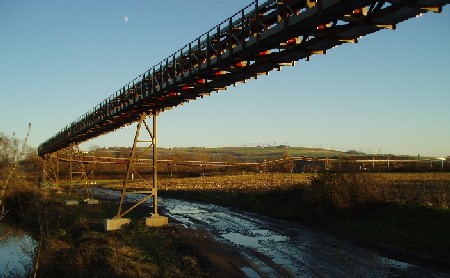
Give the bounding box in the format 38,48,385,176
332,204,450,260
6,188,208,277
155,146,351,162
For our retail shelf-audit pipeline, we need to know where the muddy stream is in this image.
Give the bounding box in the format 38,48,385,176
93,188,448,277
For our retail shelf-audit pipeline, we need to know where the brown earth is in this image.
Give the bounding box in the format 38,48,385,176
168,223,253,277
123,200,254,277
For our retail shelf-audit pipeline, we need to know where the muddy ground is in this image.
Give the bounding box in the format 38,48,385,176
94,188,450,277
168,223,252,277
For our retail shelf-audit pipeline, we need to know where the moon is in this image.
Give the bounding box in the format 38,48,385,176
124,16,129,23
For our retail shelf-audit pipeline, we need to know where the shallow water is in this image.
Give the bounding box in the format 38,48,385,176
0,223,36,276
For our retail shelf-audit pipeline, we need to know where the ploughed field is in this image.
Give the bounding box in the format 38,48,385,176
109,172,450,210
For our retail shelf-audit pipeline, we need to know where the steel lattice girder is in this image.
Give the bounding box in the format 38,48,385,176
38,0,450,156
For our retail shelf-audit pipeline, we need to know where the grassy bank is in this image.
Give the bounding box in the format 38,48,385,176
158,172,450,264
332,204,450,258
4,187,247,277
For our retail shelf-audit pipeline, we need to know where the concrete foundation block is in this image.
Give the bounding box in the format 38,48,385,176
104,218,131,231
144,214,168,227
84,198,99,205
65,200,79,206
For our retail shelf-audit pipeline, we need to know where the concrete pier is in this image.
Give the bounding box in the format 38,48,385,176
144,214,168,227
65,200,79,206
84,198,99,205
104,218,130,231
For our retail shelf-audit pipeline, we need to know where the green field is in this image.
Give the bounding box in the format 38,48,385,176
98,146,364,162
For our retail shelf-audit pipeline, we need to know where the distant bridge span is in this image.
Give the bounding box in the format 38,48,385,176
50,151,444,170
38,0,449,156
47,152,330,168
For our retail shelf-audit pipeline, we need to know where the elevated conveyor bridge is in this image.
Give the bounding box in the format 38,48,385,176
37,0,449,230
38,0,449,156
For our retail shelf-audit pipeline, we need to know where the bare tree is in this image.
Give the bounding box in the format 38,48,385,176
0,123,31,220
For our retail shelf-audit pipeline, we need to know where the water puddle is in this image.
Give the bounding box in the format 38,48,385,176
222,232,261,248
221,229,288,248
168,204,208,215
379,256,414,270
241,266,262,278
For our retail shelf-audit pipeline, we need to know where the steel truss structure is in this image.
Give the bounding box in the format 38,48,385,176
42,144,96,197
43,145,93,182
43,113,163,217
43,152,59,185
116,112,160,218
38,0,450,157
67,144,88,184
66,144,95,197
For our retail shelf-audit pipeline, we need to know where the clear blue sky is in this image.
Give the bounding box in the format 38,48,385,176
1,1,449,157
